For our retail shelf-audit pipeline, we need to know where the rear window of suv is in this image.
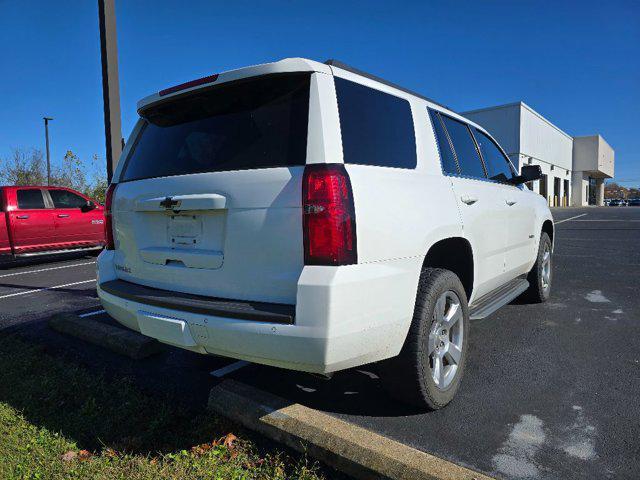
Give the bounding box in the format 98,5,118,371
121,73,311,182
335,77,417,169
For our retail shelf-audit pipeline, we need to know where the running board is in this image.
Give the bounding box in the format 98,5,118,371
469,278,529,320
16,246,103,258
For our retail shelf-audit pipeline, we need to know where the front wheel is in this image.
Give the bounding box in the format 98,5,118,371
380,268,469,410
521,232,552,303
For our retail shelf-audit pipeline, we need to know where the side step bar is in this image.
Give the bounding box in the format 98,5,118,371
469,278,529,320
15,246,103,258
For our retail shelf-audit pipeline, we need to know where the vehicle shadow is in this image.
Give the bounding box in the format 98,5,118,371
0,323,243,457
227,363,426,417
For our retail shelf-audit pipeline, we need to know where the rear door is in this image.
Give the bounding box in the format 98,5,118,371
430,110,511,298
47,188,104,246
9,188,56,253
472,129,537,277
111,72,313,305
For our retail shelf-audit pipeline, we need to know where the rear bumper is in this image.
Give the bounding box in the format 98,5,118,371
96,250,421,373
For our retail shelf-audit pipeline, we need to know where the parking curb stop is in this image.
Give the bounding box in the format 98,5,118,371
48,312,164,360
208,379,494,480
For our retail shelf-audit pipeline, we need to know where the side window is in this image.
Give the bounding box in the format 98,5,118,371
17,190,46,209
428,109,458,175
440,116,486,178
335,77,417,169
474,129,515,183
49,190,87,208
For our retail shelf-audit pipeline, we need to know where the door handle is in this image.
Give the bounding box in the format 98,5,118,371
57,214,70,218
506,199,517,206
16,215,29,219
460,195,478,205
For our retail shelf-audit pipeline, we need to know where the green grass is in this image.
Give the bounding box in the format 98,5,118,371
0,335,324,480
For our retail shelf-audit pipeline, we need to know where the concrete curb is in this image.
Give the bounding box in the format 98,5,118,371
49,313,163,360
208,379,493,480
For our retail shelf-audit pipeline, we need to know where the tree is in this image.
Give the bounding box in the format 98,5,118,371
0,146,108,203
86,154,108,203
0,148,47,185
604,182,627,199
50,150,88,193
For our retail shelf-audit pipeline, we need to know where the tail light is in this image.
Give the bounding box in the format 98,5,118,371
302,164,357,265
104,183,117,250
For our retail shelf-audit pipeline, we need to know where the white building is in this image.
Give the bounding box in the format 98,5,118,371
462,102,614,206
572,135,614,206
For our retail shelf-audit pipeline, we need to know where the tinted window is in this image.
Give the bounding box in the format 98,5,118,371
122,73,311,182
440,116,486,178
335,78,416,169
17,190,46,209
428,109,458,174
474,129,515,182
49,189,87,208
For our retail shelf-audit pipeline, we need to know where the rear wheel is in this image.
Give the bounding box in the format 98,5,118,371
521,232,552,303
380,268,469,410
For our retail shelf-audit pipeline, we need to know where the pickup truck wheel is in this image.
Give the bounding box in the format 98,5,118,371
380,268,469,410
521,232,552,303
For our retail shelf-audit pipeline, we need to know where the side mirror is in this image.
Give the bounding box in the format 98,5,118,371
510,164,542,185
81,200,96,212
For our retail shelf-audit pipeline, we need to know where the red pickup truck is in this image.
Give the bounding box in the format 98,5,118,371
0,186,105,262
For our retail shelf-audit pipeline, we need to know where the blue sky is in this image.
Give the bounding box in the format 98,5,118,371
1,0,638,186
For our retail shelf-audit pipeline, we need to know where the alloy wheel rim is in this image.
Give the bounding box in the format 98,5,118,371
428,290,464,390
541,245,551,292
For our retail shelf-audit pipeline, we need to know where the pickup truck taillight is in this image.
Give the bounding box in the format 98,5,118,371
104,183,117,250
302,164,357,266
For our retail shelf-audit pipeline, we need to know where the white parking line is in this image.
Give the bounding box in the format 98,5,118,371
210,360,250,378
555,213,587,225
0,279,96,300
79,309,106,318
0,261,95,278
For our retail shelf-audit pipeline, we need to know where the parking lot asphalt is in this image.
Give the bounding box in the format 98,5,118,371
0,255,98,328
2,207,639,479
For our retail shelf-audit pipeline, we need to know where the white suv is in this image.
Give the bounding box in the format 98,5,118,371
97,58,553,409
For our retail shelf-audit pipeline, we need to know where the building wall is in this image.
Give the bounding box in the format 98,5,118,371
573,135,599,171
573,135,614,178
463,103,521,156
525,156,573,206
571,135,614,206
597,136,614,178
519,104,573,172
571,172,590,206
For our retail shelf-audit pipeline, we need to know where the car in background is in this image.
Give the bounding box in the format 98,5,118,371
628,198,640,207
0,186,105,263
609,199,622,206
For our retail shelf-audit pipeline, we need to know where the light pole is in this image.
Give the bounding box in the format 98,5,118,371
98,0,123,183
43,116,53,186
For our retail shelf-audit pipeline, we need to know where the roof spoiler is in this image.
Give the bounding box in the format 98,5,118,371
324,59,451,111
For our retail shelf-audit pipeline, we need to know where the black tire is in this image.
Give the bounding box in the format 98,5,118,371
521,232,552,303
380,268,470,410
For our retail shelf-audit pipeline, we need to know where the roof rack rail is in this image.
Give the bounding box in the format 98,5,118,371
324,59,451,111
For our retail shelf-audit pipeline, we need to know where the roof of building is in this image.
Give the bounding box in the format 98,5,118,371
462,101,573,141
